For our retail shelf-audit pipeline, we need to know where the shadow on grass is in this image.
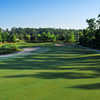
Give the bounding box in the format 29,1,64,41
0,53,100,71
70,83,100,90
3,72,100,79
0,46,100,76
1,46,100,90
66,67,100,73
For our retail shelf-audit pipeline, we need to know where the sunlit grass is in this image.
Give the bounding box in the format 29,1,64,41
0,42,100,100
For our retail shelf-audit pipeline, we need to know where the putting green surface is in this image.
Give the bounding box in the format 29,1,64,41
0,43,100,100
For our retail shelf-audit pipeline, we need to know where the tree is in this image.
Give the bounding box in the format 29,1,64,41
96,14,100,29
41,32,47,41
86,18,96,31
51,33,56,42
2,32,9,42
65,32,75,43
69,32,75,43
0,30,2,42
79,14,100,49
37,34,42,41
9,34,17,42
25,34,31,41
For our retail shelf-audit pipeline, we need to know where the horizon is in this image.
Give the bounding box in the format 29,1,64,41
0,0,100,29
1,27,84,30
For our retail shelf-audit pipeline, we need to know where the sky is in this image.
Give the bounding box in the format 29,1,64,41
0,0,100,29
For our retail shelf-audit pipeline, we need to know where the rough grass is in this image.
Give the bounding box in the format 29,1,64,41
0,43,100,100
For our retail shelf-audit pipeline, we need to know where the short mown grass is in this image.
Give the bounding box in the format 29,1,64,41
0,43,100,100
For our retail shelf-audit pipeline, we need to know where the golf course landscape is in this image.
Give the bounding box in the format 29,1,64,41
0,0,100,100
0,42,100,100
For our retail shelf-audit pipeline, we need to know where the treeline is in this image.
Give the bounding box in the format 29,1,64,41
79,14,100,49
0,28,80,43
1,14,100,49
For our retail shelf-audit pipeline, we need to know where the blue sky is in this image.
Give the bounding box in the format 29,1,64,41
0,0,100,29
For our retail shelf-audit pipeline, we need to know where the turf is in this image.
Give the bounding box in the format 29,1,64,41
0,43,100,100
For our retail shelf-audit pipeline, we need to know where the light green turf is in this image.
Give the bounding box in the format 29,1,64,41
0,42,100,100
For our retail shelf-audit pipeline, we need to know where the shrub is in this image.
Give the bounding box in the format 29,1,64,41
0,44,22,55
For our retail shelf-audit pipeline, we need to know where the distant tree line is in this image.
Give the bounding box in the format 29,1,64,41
79,14,100,49
1,15,100,49
0,28,80,43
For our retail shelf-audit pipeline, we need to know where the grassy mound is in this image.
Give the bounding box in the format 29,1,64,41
0,44,22,55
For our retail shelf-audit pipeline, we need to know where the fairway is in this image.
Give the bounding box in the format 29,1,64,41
0,43,100,100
